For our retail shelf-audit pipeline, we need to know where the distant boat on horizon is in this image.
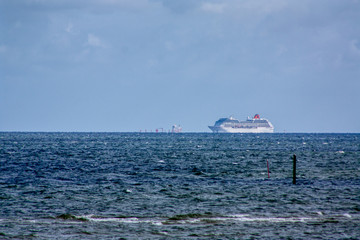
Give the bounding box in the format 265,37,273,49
172,124,182,133
209,114,274,133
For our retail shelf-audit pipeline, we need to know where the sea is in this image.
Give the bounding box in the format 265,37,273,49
0,132,359,239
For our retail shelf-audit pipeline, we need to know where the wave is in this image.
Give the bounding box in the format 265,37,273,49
45,212,358,225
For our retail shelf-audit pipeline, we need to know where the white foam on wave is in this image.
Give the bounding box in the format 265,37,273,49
10,212,359,229
73,212,359,226
82,214,314,224
162,215,314,224
83,215,163,225
227,214,312,223
88,216,139,223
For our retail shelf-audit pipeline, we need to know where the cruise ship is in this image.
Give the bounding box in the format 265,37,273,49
208,114,274,133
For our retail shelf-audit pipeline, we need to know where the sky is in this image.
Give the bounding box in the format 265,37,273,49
1,0,360,133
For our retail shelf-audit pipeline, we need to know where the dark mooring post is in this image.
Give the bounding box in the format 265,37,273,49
292,154,297,184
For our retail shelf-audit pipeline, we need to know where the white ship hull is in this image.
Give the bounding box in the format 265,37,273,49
209,126,274,133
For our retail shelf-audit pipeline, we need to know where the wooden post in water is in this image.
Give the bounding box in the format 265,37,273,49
292,154,296,184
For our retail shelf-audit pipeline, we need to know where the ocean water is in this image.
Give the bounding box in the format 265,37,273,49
0,132,359,239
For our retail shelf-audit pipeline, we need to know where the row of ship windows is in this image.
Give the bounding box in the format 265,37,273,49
223,123,270,128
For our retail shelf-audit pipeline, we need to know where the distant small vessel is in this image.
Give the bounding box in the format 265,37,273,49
172,124,182,133
209,114,274,133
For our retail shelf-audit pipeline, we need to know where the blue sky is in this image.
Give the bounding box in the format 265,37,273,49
1,0,360,132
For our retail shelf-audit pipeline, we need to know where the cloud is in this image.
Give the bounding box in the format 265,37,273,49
220,0,289,25
65,22,73,33
86,34,105,48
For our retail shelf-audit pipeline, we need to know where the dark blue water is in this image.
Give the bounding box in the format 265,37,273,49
1,133,359,239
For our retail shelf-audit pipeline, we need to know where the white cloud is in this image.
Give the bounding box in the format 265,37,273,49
87,34,105,47
228,0,288,22
201,3,225,14
65,22,73,33
276,45,288,57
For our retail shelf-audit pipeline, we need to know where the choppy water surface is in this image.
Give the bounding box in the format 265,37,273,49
0,133,359,239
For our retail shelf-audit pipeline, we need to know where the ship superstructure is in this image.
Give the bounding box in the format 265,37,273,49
209,114,274,133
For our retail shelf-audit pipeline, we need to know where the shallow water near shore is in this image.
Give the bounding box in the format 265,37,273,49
1,132,359,239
